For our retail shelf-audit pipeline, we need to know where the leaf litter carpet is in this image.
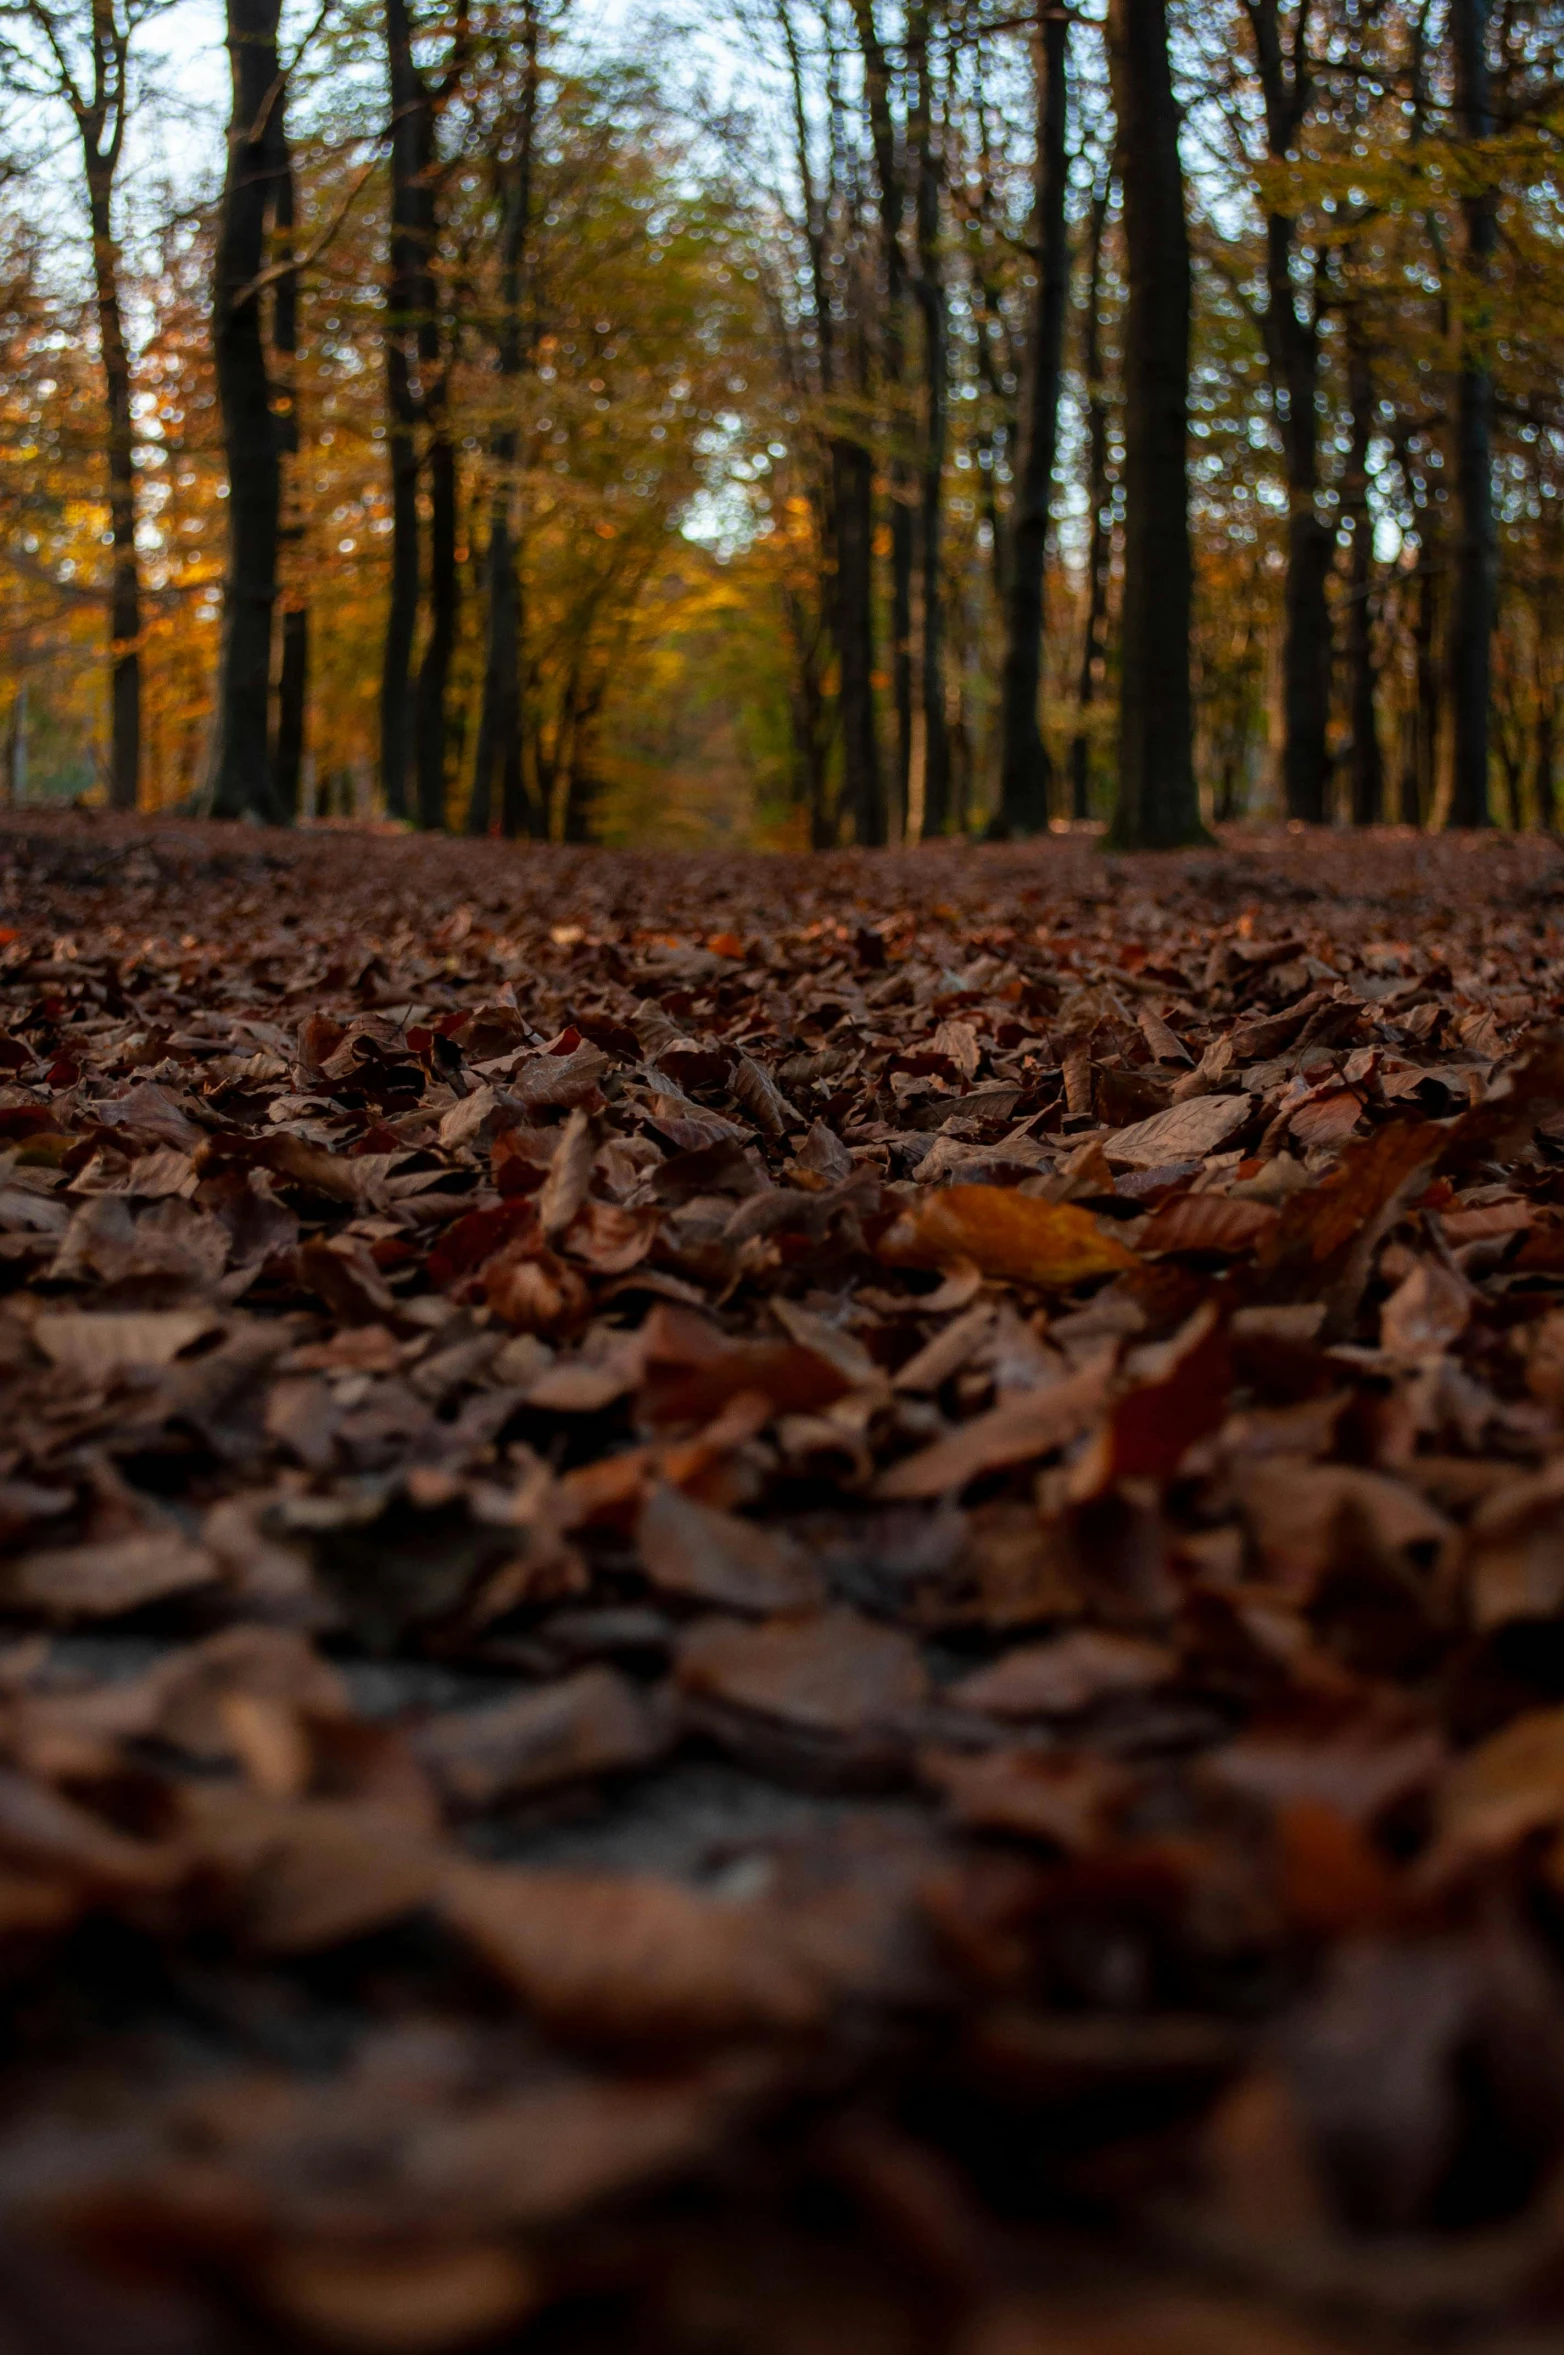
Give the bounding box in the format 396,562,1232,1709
6,816,1564,2351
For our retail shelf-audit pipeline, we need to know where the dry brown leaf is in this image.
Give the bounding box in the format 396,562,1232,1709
1463,1462,1564,1629
875,1360,1109,1499
879,1186,1137,1286
636,1482,825,1613
675,1607,928,1733
442,1860,827,2041
181,1788,440,1952
0,1530,218,1617
1103,1094,1252,1168
32,1307,221,1376
259,2242,539,2352
1138,1193,1277,1256
416,1666,665,1806
1379,1258,1471,1357
536,1104,595,1239
402,2071,731,2229
950,1629,1175,1718
924,1744,1133,1849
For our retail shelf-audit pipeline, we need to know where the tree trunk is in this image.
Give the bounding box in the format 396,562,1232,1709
783,589,833,846
1104,0,1203,848
1410,539,1442,826
1344,329,1382,825
86,169,140,812
996,5,1068,837
1069,182,1112,822
910,0,950,836
833,430,882,847
275,610,308,820
1535,671,1557,834
381,0,439,824
414,412,457,830
850,0,912,835
1242,0,1330,823
271,108,307,820
1282,485,1333,823
209,0,284,823
471,11,540,842
1448,0,1495,828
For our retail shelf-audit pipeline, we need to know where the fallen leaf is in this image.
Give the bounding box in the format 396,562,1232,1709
1379,1258,1470,1357
1104,1095,1253,1169
879,1187,1137,1286
32,1308,221,1378
923,1745,1133,1851
442,1860,826,2041
416,1666,666,1806
950,1629,1175,1718
636,1483,825,1613
1,1530,218,1617
259,2242,539,2352
1138,1194,1277,1256
675,1608,928,1735
875,1360,1111,1500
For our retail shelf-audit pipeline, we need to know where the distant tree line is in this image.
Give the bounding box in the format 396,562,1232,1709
0,0,1560,847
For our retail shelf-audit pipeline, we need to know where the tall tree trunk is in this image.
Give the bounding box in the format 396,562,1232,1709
779,0,879,845
1069,181,1112,822
1104,0,1203,848
783,589,833,845
851,0,911,836
833,430,882,846
1410,538,1442,825
909,0,950,836
1535,660,1557,834
209,0,284,822
1448,0,1495,828
1344,328,1382,825
382,0,438,823
996,5,1068,836
86,165,140,812
1242,0,1329,823
470,9,540,842
382,393,419,824
270,107,307,820
414,405,457,830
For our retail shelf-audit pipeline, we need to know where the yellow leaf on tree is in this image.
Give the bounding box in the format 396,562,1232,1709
878,1185,1138,1286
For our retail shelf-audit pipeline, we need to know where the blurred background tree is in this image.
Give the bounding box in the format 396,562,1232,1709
0,0,1559,841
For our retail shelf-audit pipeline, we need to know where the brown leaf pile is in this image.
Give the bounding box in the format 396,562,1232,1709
4,815,1564,2352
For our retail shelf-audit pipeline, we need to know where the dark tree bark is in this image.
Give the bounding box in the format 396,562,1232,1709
88,172,140,810
1104,0,1203,848
38,0,148,812
1409,538,1442,825
1069,180,1113,822
1392,425,1442,826
1536,662,1558,834
995,4,1068,837
415,405,458,830
833,429,883,847
1344,326,1382,825
780,0,880,847
470,5,541,842
850,0,911,836
382,0,440,822
209,0,285,822
1242,0,1330,825
783,586,834,844
1448,0,1496,827
909,0,950,836
271,105,306,820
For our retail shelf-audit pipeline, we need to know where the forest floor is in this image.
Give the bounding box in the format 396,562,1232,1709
5,812,1564,2351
